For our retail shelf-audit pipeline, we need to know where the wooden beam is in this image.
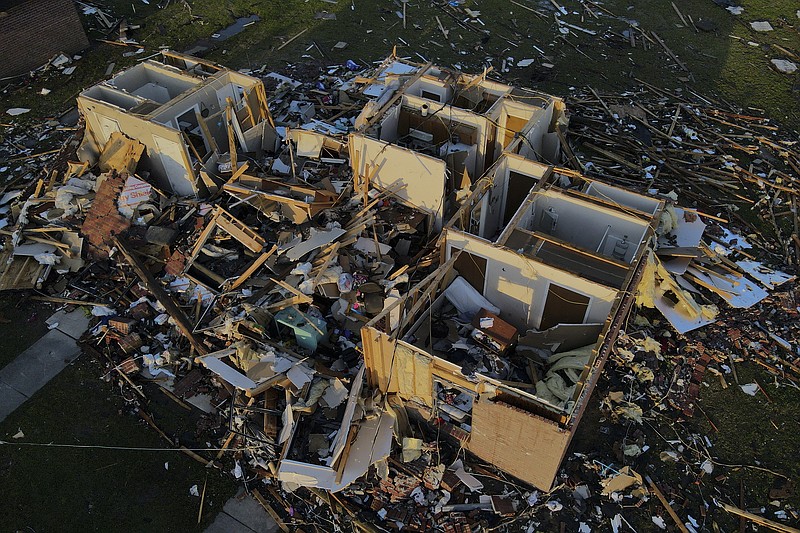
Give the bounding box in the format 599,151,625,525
252,489,290,532
114,237,208,355
225,97,238,172
645,475,689,533
721,503,800,533
227,244,277,291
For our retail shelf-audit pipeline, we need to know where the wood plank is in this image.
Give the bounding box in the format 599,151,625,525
645,475,690,533
252,489,290,532
228,245,277,291
114,237,208,356
721,503,799,533
216,215,264,253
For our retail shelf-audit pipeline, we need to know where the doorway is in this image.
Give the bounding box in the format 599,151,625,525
540,283,590,330
503,171,535,226
452,248,487,293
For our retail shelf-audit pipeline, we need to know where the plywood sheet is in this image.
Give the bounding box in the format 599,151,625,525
468,395,570,490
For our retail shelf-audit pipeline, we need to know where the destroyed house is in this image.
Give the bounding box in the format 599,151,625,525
361,156,664,490
77,52,276,197
350,58,565,231
60,53,669,494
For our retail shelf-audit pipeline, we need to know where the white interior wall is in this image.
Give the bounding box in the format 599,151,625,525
379,105,400,142
110,63,199,102
408,78,453,102
516,106,551,161
78,97,197,196
404,95,489,179
349,134,447,230
584,182,661,215
527,192,648,262
445,231,617,330
82,85,144,111
478,158,509,240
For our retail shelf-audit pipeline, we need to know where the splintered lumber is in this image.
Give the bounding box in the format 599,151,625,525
228,245,277,291
645,475,689,533
651,32,688,71
253,490,290,532
30,295,108,307
114,237,208,355
720,503,800,533
277,27,308,51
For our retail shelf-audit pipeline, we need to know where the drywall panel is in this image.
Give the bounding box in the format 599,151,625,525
350,134,447,230
378,105,400,142
585,181,661,215
97,116,121,140
467,394,570,490
153,134,195,197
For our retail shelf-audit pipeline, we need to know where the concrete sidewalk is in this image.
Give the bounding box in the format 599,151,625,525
0,309,89,422
204,488,279,533
0,307,278,532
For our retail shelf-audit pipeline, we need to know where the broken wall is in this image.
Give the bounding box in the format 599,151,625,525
349,134,447,230
444,230,617,330
513,190,650,263
404,94,491,179
467,392,571,490
77,97,197,196
476,155,550,241
361,327,572,491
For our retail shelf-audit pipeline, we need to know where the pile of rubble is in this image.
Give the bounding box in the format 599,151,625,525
1,50,798,532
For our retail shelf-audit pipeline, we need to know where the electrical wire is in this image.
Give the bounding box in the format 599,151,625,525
0,440,257,452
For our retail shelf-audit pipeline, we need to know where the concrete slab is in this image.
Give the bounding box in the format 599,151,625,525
45,309,91,340
221,491,278,533
0,380,28,422
0,329,82,397
204,511,255,533
204,511,259,533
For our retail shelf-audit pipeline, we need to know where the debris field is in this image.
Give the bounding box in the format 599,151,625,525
1,47,799,533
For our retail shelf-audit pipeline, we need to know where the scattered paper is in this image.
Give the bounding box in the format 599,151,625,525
740,383,759,396
771,59,797,74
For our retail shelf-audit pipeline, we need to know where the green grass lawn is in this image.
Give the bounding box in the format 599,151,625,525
2,0,797,131
0,294,53,369
0,355,237,532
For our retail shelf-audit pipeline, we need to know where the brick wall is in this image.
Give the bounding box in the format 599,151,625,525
81,172,131,259
0,0,90,78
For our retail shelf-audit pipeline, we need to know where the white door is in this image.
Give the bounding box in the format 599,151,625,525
152,135,195,197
